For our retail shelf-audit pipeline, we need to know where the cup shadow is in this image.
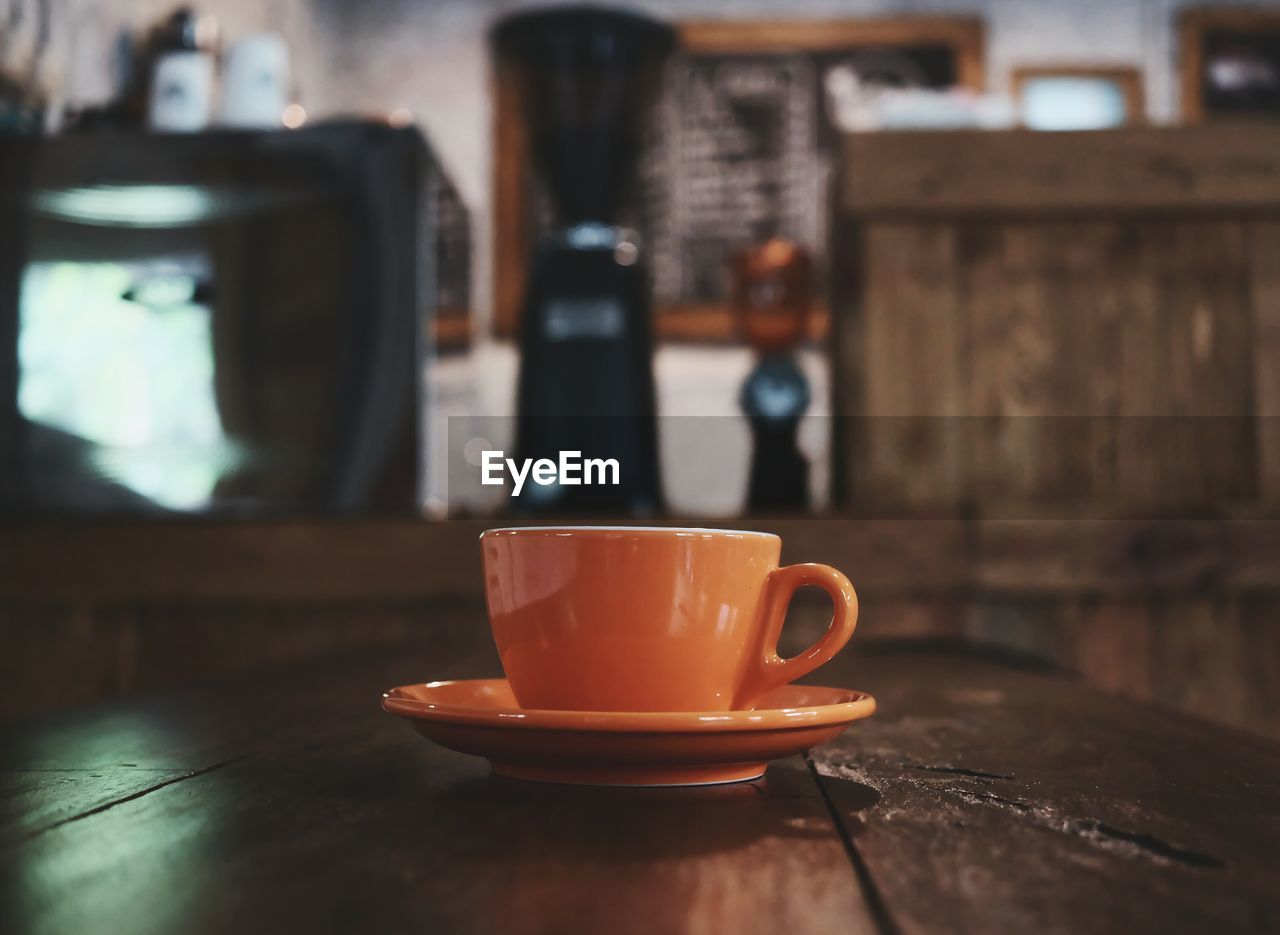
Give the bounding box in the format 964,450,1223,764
431,758,881,860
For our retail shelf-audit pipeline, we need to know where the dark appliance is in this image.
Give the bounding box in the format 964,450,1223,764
491,6,674,513
0,121,456,515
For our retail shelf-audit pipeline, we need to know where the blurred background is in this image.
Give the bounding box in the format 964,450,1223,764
2,0,1279,737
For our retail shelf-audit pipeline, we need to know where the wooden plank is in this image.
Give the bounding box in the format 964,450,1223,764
0,599,488,721
1112,221,1172,513
961,222,1110,514
6,630,1280,935
839,126,1280,216
6,644,1280,934
0,607,135,717
1062,598,1153,699
1150,596,1251,729
7,518,1280,605
0,641,500,845
1071,222,1129,510
853,223,966,514
2,757,874,935
0,520,490,604
1239,595,1280,738
1004,223,1128,511
813,647,1280,934
0,518,975,604
804,519,1280,596
1227,520,1280,589
1107,222,1255,514
1166,222,1253,510
0,518,965,718
854,597,964,642
1250,221,1280,508
0,648,875,935
0,768,192,844
975,520,1230,594
959,222,1024,511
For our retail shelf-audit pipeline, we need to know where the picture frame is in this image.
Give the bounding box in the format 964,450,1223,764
1011,65,1144,129
1180,8,1280,121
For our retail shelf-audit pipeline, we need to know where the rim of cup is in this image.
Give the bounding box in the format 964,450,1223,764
479,526,778,539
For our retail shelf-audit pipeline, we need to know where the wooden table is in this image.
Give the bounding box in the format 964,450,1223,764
2,634,1278,934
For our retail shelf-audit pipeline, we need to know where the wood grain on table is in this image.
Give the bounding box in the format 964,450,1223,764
2,636,1278,935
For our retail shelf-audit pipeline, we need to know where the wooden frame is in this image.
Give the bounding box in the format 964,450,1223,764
1010,65,1145,128
492,17,986,341
1180,8,1280,122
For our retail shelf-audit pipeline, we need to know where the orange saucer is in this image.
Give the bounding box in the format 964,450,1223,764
382,679,876,786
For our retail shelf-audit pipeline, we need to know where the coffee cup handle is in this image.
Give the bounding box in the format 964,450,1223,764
736,563,859,709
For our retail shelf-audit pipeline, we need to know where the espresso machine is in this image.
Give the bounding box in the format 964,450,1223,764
491,7,674,513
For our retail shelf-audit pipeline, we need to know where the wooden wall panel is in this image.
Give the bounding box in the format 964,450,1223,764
1113,224,1176,513
835,130,1276,521
1156,223,1254,507
838,125,1280,215
856,224,965,513
1064,598,1153,699
960,223,1123,513
856,598,966,641
962,597,1065,662
1111,221,1257,514
1151,596,1250,729
845,218,1261,519
10,590,1272,734
0,607,136,713
824,128,1280,740
1251,222,1280,509
1238,595,1280,738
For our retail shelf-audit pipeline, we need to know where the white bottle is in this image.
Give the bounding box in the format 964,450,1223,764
219,33,290,128
149,50,215,132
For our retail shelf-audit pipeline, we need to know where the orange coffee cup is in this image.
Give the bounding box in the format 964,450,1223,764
480,526,858,712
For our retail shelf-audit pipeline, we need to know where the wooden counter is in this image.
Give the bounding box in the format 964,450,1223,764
830,125,1280,520
821,126,1280,742
3,518,1279,738
3,641,1277,934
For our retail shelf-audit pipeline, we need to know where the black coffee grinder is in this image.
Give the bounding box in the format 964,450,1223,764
490,7,674,513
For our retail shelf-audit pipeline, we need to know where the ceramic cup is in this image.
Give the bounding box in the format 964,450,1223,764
480,526,858,712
